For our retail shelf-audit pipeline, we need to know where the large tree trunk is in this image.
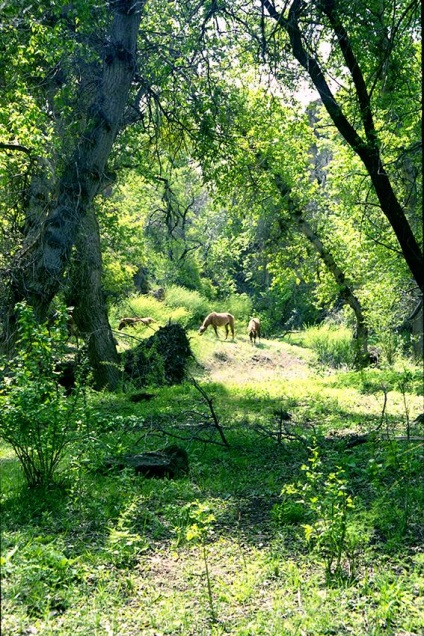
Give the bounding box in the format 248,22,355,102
68,208,120,390
0,0,145,355
260,0,423,292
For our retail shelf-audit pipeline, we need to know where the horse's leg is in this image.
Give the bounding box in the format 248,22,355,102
225,323,229,339
213,324,219,337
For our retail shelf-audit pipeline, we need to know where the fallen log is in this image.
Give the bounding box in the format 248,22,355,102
344,434,423,448
103,445,189,478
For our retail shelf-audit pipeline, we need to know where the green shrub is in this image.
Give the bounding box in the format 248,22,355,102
114,290,206,329
302,324,356,368
164,285,210,328
272,494,306,525
274,446,367,583
0,303,85,488
115,294,163,324
225,293,253,324
114,289,255,333
105,495,150,567
1,536,82,617
175,501,217,621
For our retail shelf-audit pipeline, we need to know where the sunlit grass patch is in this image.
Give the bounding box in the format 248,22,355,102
2,329,423,636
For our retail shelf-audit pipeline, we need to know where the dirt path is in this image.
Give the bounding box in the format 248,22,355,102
196,335,313,385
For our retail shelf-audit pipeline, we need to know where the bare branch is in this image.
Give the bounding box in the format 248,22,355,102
189,376,230,447
0,142,32,155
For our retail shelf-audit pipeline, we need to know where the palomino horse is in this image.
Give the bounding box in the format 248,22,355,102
199,312,235,339
248,318,261,344
118,317,156,330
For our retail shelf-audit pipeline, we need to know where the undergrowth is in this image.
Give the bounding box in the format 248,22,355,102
1,332,423,635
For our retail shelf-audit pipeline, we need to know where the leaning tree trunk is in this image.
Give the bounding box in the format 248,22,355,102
0,0,145,355
68,208,120,390
293,211,370,367
272,173,371,367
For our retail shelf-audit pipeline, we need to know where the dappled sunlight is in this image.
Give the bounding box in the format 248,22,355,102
1,0,421,628
191,332,314,386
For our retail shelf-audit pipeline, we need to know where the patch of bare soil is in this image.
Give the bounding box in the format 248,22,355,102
215,494,282,546
202,337,312,384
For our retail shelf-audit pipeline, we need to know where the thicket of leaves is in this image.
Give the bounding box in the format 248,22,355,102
0,303,85,487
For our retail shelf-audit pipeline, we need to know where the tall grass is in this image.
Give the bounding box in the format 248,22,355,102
300,324,356,368
112,288,254,332
113,293,191,330
113,294,164,324
165,287,253,327
163,286,210,328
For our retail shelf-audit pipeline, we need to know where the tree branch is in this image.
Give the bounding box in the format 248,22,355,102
190,376,230,447
319,2,376,145
0,142,32,155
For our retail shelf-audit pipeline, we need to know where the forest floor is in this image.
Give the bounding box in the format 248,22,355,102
196,334,314,383
1,331,424,635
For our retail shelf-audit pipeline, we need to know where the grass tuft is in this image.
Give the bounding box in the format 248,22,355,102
1,330,423,635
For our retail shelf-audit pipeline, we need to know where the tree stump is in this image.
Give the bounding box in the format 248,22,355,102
123,322,192,387
104,445,189,478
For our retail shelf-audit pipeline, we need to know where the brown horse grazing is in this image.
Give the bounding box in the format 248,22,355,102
118,317,156,330
199,312,235,339
248,318,261,344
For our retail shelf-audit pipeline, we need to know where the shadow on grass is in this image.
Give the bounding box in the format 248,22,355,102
1,374,422,576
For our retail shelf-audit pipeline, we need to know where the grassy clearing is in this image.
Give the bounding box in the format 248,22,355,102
1,332,423,635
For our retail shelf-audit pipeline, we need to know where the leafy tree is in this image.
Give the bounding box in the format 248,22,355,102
0,0,145,388
0,0,223,387
185,75,418,358
256,0,423,291
2,0,420,389
194,0,422,291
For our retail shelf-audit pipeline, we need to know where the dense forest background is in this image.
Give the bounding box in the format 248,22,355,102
0,0,422,379
1,1,423,634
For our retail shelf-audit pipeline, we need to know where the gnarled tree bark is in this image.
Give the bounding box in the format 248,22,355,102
0,0,145,369
293,211,370,367
68,208,121,390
